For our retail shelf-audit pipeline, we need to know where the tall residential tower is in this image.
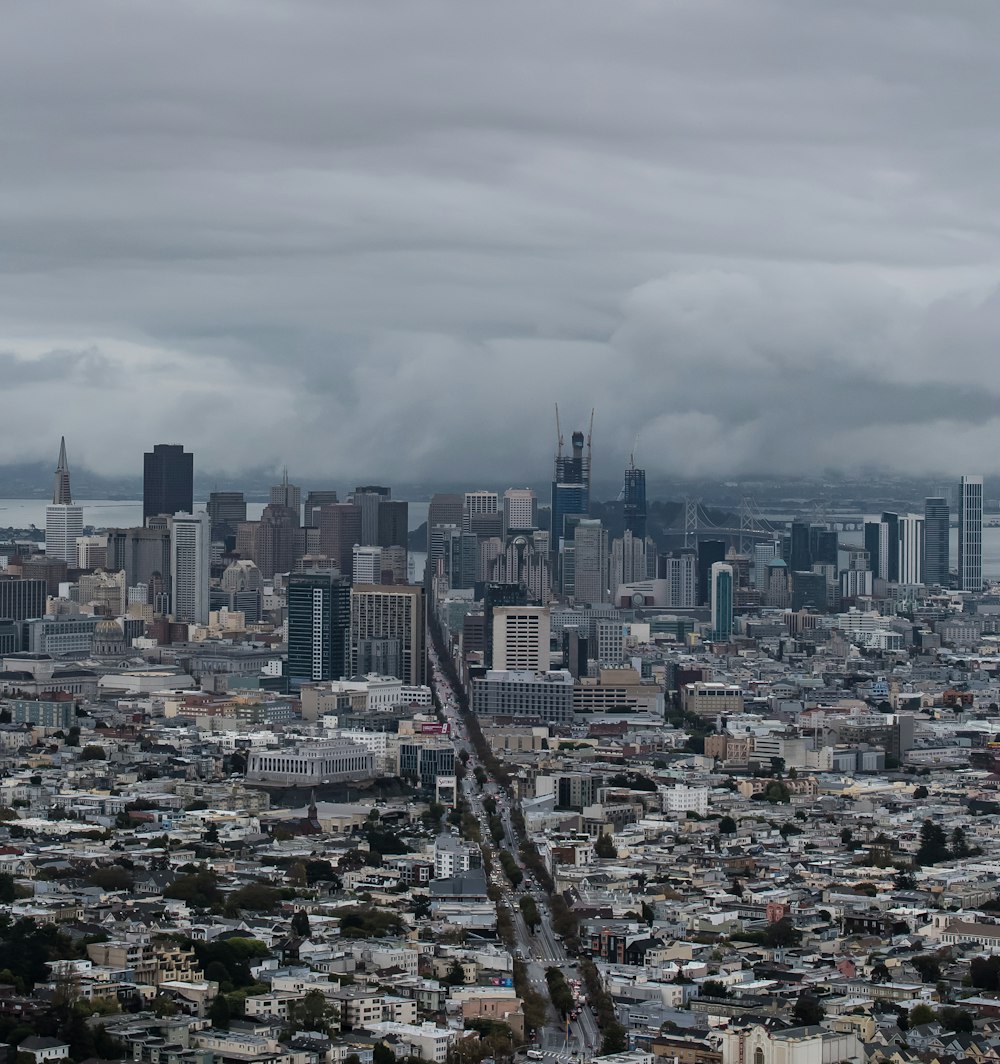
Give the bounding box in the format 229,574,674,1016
958,475,984,592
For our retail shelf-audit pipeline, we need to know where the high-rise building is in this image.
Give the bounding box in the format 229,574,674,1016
897,514,925,585
350,584,425,686
923,497,950,586
317,503,362,577
170,511,210,624
959,475,983,593
809,527,838,567
789,521,811,573
503,489,538,535
77,534,109,570
427,493,464,552
484,582,528,668
269,471,301,525
207,491,247,531
753,540,782,590
376,500,408,550
492,606,550,672
45,438,83,565
255,504,302,579
143,444,193,522
0,577,46,621
659,551,697,607
352,486,391,546
623,462,647,540
710,562,734,641
551,415,592,558
287,571,351,685
352,545,382,585
304,490,339,527
864,513,899,583
610,531,647,592
696,540,726,606
572,519,608,605
107,525,172,597
464,491,499,529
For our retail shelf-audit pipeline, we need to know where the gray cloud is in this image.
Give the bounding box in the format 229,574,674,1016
0,0,999,483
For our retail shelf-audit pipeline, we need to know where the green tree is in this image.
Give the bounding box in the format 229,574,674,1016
951,826,971,858
291,910,311,937
595,833,617,859
80,745,106,760
915,819,950,866
762,918,801,948
909,1003,936,1027
718,816,737,835
840,827,853,846
792,995,825,1026
285,989,339,1035
913,785,929,800
700,980,728,998
444,959,466,986
209,993,231,1030
936,1006,973,1033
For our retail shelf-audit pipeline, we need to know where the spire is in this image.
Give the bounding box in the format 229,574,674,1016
52,436,72,505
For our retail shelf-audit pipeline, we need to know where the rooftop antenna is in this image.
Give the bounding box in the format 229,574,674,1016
555,403,564,458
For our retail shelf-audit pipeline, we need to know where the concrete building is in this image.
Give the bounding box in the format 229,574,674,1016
492,606,550,672
352,546,382,585
503,488,537,533
351,585,426,686
247,738,375,784
572,519,608,605
959,474,983,592
472,669,575,725
897,513,924,585
170,512,211,625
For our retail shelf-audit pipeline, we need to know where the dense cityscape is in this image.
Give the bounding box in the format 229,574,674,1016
0,425,999,1064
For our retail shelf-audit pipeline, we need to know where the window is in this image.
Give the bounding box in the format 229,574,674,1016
754,1049,765,1064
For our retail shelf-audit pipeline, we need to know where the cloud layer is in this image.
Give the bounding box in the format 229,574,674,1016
1,0,999,483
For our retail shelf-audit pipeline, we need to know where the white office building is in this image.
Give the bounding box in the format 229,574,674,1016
897,514,925,585
46,505,84,565
503,488,537,533
492,606,550,672
959,475,983,592
170,511,211,625
352,545,382,584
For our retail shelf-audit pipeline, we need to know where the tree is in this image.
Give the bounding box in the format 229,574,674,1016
909,1003,936,1027
913,785,929,800
285,989,339,1035
870,961,891,984
595,833,617,859
0,872,17,903
700,980,728,998
840,827,853,846
936,1006,973,1033
80,745,106,760
600,1024,628,1055
444,959,466,986
291,910,311,937
915,819,950,867
718,816,737,835
209,993,231,1030
762,918,801,948
792,995,825,1026
951,826,971,858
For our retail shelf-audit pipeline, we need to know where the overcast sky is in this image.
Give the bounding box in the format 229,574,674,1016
2,0,999,485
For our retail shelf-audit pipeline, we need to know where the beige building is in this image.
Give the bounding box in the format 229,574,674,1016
350,584,426,686
681,681,744,718
492,607,550,672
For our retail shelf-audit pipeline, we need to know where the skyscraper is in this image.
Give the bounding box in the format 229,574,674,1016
572,519,608,605
317,503,362,577
287,571,351,685
710,562,734,642
551,412,592,561
304,490,339,527
491,606,550,672
789,521,811,573
484,582,528,668
503,488,538,534
270,470,301,525
376,500,408,551
623,461,647,541
959,475,984,592
352,486,391,545
350,584,426,685
170,511,210,624
696,540,726,606
897,514,925,585
923,497,949,586
45,438,83,565
144,444,193,522
864,513,899,582
207,491,247,531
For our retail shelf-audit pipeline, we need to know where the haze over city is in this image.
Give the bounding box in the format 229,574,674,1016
1,2,1000,480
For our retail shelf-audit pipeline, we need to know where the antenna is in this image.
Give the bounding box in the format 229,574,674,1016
555,403,564,457
629,433,639,470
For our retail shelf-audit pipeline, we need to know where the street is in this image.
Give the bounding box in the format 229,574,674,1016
428,639,602,1062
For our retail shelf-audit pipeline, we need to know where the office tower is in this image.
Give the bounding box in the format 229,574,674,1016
503,489,537,535
77,534,109,570
809,527,839,567
352,545,382,585
377,500,408,550
317,503,362,577
753,540,782,590
427,493,465,566
710,562,734,641
610,531,647,592
572,519,608,605
623,461,647,540
841,568,873,602
207,491,247,531
254,504,302,579
0,577,46,621
959,475,983,592
464,491,499,529
789,521,811,573
765,559,789,607
45,438,84,566
897,514,925,585
352,486,391,546
143,444,193,521
270,470,301,525
350,584,426,685
287,571,351,685
923,497,949,586
107,525,172,596
791,570,827,611
170,512,210,624
659,551,697,607
551,413,592,558
864,513,899,582
304,490,339,527
484,582,528,668
562,626,589,679
696,540,726,606
492,606,550,672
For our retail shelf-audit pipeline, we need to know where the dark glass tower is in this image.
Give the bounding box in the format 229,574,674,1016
789,521,811,573
696,540,726,606
551,417,591,556
287,572,351,685
143,444,193,521
923,497,950,586
623,465,647,540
